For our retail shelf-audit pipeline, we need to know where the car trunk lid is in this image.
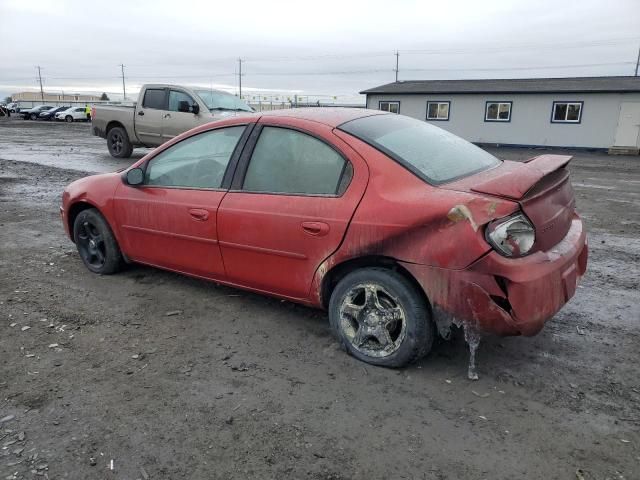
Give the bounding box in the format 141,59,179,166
444,154,576,252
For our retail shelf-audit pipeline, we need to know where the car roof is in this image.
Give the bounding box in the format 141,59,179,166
254,107,386,128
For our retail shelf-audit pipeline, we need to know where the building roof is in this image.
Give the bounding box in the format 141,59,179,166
361,76,640,95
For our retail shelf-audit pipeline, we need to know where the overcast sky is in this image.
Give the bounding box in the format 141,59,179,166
0,0,639,103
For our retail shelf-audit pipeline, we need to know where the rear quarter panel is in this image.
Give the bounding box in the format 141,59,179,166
92,105,137,143
310,130,519,304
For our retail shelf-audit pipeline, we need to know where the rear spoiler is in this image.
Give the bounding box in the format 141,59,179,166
470,155,573,200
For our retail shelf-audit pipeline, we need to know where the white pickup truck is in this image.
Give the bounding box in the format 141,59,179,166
91,84,253,158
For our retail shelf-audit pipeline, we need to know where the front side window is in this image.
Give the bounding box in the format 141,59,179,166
144,126,245,189
142,89,166,110
485,101,512,122
243,127,349,195
379,101,400,114
339,114,500,185
169,90,196,112
427,101,450,121
552,101,582,123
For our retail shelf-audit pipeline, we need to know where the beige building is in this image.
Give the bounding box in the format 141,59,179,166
11,91,102,102
362,76,640,152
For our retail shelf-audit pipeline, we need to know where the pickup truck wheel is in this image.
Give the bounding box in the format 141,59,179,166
73,208,123,275
107,126,133,158
328,268,435,368
65,115,73,123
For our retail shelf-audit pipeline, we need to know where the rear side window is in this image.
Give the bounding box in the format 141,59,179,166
144,126,245,189
339,114,500,184
143,89,166,110
243,127,348,195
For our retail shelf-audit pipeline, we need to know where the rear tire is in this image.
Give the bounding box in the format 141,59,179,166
107,126,133,158
328,267,435,368
73,208,123,275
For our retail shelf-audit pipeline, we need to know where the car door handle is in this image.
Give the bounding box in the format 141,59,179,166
188,208,209,221
164,113,171,119
138,110,145,116
301,221,329,237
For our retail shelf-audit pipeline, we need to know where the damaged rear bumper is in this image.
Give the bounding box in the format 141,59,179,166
402,214,588,337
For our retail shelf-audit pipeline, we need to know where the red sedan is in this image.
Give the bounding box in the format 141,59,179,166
61,108,587,370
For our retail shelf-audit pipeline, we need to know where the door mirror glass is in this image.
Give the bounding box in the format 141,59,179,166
191,103,200,115
126,167,144,186
178,100,191,113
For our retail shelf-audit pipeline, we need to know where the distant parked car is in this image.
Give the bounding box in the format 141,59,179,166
20,105,55,120
61,109,588,370
39,106,71,121
6,102,20,113
55,106,88,123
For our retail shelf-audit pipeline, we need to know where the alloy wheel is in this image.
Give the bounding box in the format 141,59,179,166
338,283,407,358
110,132,123,155
76,220,107,269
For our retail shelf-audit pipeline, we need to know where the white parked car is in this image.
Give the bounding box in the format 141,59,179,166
56,106,89,123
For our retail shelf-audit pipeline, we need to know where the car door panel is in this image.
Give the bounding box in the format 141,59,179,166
162,89,203,141
218,119,368,299
113,185,227,278
135,88,167,146
113,124,250,279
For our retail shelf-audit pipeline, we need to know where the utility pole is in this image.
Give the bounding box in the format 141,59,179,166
394,51,399,82
635,45,640,76
120,64,126,100
238,58,243,98
36,66,44,102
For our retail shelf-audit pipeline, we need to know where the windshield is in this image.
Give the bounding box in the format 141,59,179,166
339,113,501,184
194,90,253,112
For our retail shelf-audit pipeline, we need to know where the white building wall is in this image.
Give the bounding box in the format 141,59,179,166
366,92,640,149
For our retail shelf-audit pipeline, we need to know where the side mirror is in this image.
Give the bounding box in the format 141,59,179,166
191,102,200,115
177,100,191,113
125,167,144,186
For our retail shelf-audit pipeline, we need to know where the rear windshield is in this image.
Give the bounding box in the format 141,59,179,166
339,114,500,184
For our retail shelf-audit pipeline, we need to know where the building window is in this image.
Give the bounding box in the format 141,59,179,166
485,101,512,122
426,101,450,121
551,101,583,123
379,101,400,114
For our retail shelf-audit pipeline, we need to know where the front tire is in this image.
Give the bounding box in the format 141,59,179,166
30,113,37,120
73,208,123,274
107,126,133,158
328,267,434,368
65,115,73,123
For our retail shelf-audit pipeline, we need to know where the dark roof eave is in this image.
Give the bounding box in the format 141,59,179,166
361,88,640,94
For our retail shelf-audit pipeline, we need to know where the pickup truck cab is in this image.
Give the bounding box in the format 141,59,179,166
91,84,253,158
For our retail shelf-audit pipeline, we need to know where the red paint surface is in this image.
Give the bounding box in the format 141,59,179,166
61,108,588,337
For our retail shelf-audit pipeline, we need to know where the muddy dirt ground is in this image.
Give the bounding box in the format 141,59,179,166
0,118,638,480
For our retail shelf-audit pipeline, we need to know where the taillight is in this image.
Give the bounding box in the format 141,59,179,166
485,213,536,257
